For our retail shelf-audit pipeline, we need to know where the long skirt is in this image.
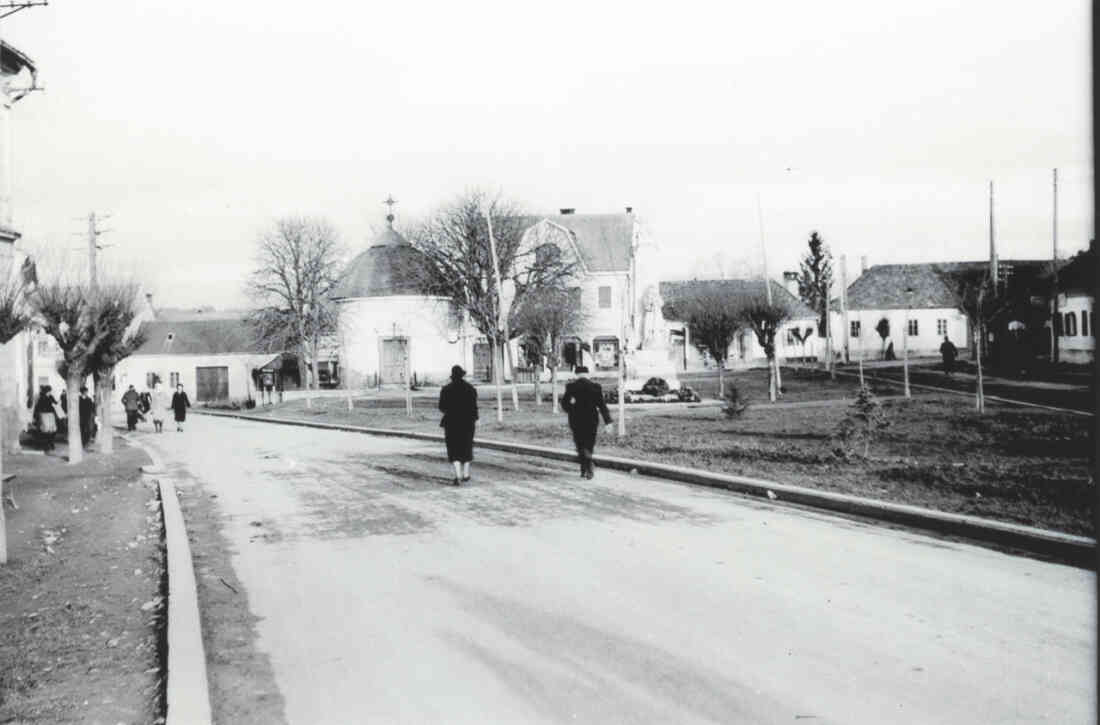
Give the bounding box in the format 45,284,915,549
174,408,187,423
444,424,475,463
38,411,56,434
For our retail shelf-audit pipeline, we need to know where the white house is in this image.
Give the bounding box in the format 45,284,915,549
1049,242,1095,364
114,317,271,407
659,279,818,371
334,206,662,386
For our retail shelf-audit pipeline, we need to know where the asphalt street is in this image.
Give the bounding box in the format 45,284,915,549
142,416,1095,724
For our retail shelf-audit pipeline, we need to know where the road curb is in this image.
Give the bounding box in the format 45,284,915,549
194,409,1096,568
130,440,213,725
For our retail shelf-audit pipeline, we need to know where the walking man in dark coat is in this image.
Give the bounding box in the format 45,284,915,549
561,366,613,479
78,386,96,447
439,365,478,486
121,384,141,431
939,335,958,376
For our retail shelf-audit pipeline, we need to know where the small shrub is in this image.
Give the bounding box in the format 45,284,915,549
721,383,749,419
834,385,890,459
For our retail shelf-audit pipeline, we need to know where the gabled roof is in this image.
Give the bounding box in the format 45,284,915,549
843,260,1053,310
524,213,635,273
132,319,265,356
660,279,815,320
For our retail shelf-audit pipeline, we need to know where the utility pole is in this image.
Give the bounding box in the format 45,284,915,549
989,181,998,289
1051,168,1059,364
840,255,850,364
82,211,111,288
484,203,505,424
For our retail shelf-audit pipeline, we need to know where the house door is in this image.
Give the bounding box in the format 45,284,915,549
195,366,229,402
472,342,492,382
380,338,408,384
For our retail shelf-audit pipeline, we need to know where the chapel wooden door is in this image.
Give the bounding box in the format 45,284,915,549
380,338,408,384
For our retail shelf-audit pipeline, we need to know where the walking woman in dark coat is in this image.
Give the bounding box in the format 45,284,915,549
170,383,191,432
33,385,59,451
438,365,478,486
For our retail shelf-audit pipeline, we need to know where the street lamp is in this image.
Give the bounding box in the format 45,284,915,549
903,286,914,398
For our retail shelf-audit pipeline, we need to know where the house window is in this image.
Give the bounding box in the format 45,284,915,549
146,372,158,389
169,372,180,388
1064,312,1077,336
937,319,947,336
786,328,796,345
598,286,611,309
37,376,49,387
1082,310,1090,337
36,339,50,356
908,319,919,336
850,320,861,338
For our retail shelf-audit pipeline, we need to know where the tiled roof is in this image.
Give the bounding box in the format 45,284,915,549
132,319,265,356
527,213,634,273
659,279,815,320
843,260,1052,310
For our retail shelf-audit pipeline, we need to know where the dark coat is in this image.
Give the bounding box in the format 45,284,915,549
121,389,141,412
33,393,57,415
940,340,958,361
562,377,612,432
78,394,95,424
439,378,478,463
171,391,191,422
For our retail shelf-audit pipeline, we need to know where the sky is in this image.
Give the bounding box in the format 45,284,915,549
2,0,1093,309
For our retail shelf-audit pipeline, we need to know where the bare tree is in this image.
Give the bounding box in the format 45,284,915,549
950,269,1002,413
245,217,344,409
85,281,147,454
0,270,32,564
664,286,745,397
739,295,792,402
409,190,577,422
512,286,586,413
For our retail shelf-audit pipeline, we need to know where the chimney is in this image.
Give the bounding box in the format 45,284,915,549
782,271,799,297
559,208,575,215
860,256,868,274
625,206,633,214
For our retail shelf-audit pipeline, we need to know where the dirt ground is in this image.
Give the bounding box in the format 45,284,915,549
0,442,165,725
237,383,1096,536
173,464,288,725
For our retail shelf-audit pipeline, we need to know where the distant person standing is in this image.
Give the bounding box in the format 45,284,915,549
121,384,141,432
438,365,478,486
561,366,613,479
171,384,191,432
939,335,958,376
78,386,96,447
151,382,170,433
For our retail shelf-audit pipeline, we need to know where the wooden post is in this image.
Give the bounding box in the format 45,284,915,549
1052,168,1060,364
840,255,850,363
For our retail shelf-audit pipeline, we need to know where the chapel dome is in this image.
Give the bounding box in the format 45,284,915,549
332,214,424,299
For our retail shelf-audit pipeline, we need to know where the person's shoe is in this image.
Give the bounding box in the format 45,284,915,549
452,477,461,486
462,476,470,482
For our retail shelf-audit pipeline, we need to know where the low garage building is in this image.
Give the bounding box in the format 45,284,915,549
114,318,271,407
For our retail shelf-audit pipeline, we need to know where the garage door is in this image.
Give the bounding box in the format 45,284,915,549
195,366,229,402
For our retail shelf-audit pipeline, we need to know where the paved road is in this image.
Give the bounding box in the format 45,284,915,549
142,416,1095,724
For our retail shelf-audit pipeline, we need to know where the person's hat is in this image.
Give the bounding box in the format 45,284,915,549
451,365,466,379
575,366,589,374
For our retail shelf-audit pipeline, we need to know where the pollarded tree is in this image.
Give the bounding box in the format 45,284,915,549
85,281,147,454
664,285,746,397
245,217,345,409
0,270,32,564
739,295,792,402
512,285,586,413
797,231,834,337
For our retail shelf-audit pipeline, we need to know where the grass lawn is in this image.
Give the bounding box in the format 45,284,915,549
232,372,1096,536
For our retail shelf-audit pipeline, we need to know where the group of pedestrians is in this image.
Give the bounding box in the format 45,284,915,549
122,382,191,433
32,384,97,450
437,364,612,485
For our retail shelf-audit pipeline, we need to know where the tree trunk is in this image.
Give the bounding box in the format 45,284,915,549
774,355,783,395
858,358,865,387
533,352,541,406
490,338,503,423
768,354,777,402
300,342,312,409
1,407,7,564
551,363,559,414
505,338,520,411
976,324,985,413
66,374,82,464
96,370,114,454
718,363,725,398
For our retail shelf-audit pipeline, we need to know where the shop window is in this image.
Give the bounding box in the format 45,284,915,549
1064,312,1077,336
